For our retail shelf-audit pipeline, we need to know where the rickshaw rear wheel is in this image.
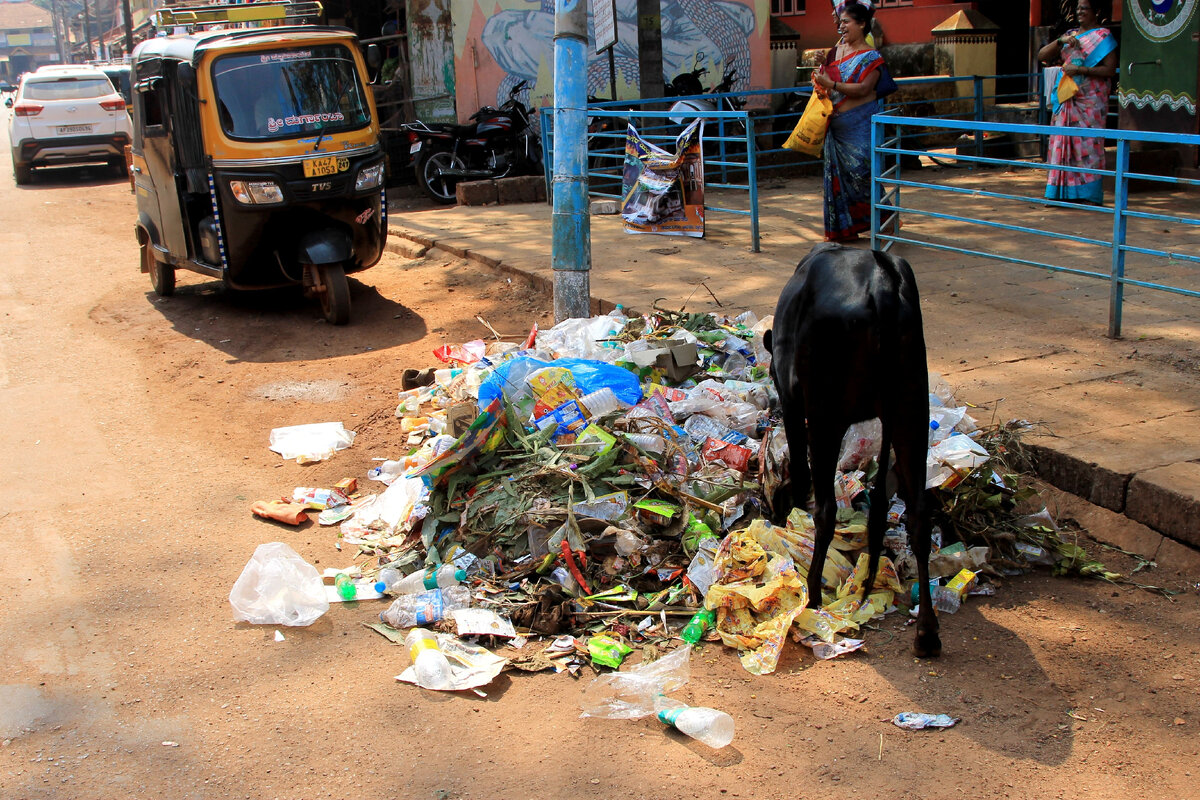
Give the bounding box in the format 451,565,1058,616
144,242,175,297
318,265,351,325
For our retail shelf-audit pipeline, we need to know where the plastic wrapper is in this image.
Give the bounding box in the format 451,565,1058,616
433,339,486,365
926,432,990,489
701,437,752,472
837,418,882,471
537,314,628,361
229,542,329,626
479,357,643,410
268,422,356,463
579,644,691,719
344,475,429,536
706,523,809,675
892,712,959,731
685,537,721,596
588,634,633,668
572,491,628,521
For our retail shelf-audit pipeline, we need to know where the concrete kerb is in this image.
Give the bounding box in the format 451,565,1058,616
385,217,1200,575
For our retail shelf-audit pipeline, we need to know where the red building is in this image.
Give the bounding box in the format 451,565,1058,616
773,1,1124,81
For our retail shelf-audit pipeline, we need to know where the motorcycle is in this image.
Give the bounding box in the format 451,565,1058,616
666,66,746,131
405,80,540,204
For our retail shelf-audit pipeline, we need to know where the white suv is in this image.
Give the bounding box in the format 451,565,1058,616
6,64,133,185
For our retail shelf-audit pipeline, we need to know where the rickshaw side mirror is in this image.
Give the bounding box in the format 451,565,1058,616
4,98,12,108
366,44,382,72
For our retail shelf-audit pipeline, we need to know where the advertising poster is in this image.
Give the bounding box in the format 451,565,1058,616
620,120,705,238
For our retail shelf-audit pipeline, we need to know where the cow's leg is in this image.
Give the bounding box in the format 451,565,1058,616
861,422,891,603
894,415,941,658
781,396,811,524
805,420,841,609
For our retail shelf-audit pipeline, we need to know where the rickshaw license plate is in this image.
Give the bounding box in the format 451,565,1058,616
409,141,422,154
57,124,93,135
303,156,349,178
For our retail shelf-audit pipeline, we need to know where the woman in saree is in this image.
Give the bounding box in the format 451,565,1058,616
1037,0,1117,205
811,1,897,242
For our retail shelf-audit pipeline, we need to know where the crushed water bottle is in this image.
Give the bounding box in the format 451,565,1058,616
380,585,471,628
405,628,453,690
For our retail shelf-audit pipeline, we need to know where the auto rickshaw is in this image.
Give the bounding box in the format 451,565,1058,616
131,1,386,324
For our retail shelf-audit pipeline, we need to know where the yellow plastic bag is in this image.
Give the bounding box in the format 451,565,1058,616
783,91,833,156
1056,72,1079,105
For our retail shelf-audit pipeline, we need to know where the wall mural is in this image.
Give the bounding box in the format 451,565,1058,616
451,0,768,122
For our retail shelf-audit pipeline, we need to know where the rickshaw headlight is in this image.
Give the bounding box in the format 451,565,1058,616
229,180,284,205
355,164,384,191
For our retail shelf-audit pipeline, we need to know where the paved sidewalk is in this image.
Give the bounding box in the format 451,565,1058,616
386,174,1200,574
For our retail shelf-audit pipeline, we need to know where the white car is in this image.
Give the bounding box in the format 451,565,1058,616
6,64,133,185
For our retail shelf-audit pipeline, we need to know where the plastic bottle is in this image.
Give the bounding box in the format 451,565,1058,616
404,628,453,690
932,585,961,614
374,566,401,594
380,585,471,628
377,565,467,596
657,706,735,748
334,573,357,600
928,418,940,445
680,607,715,645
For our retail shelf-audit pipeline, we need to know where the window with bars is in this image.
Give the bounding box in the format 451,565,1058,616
770,0,805,16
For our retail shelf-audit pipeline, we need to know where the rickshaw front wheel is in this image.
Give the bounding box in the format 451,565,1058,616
144,242,175,297
317,265,351,325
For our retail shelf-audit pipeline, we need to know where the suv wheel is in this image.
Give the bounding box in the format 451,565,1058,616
13,158,31,185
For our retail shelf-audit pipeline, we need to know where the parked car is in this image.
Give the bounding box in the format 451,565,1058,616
5,64,132,185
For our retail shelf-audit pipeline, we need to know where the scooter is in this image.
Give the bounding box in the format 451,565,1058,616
405,80,540,204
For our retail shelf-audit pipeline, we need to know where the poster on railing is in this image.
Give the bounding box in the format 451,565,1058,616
619,119,705,238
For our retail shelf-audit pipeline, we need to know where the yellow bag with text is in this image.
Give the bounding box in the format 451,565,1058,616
783,91,834,156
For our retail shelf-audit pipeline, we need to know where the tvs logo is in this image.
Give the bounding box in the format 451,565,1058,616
311,181,332,192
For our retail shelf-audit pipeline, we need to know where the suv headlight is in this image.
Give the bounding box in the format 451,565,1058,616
229,180,284,205
355,163,384,191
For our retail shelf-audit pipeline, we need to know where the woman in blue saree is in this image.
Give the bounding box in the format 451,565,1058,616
1037,0,1117,204
812,1,896,242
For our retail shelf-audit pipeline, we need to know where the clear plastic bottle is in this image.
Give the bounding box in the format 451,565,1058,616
404,628,453,690
657,706,736,748
932,585,961,614
375,566,401,594
380,585,471,628
377,565,467,596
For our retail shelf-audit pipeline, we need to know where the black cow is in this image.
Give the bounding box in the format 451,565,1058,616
764,242,941,658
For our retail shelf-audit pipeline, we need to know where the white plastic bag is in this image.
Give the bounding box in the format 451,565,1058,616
269,422,356,463
579,645,692,719
229,542,329,626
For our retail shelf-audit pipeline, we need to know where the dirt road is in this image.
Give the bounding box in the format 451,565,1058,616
0,154,1197,800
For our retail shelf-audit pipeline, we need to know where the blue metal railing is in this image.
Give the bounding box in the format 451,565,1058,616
869,112,1200,338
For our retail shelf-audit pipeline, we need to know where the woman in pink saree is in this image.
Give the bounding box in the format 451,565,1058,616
1037,0,1118,205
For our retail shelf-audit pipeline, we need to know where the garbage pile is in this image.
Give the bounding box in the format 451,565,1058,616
236,307,1120,717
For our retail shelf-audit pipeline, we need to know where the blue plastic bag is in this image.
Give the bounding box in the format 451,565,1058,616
479,357,643,409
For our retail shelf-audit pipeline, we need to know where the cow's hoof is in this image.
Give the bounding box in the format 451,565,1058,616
912,631,942,659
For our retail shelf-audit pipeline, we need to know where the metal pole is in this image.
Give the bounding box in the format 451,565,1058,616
870,114,881,250
122,0,134,57
746,115,759,253
973,75,984,166
49,0,67,63
83,0,94,61
552,0,592,322
1108,139,1129,339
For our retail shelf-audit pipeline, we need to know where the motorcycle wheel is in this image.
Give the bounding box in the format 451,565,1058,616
415,149,466,204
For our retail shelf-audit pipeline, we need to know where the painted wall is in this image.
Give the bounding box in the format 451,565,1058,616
450,0,771,122
776,2,974,49
1117,0,1199,137
410,0,458,123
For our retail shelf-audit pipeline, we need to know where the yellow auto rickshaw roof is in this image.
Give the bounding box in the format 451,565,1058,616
132,26,359,67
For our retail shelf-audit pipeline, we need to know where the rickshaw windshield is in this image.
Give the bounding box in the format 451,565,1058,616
212,44,370,141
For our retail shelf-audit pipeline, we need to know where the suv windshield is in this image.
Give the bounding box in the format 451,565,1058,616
212,44,370,140
24,77,115,100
